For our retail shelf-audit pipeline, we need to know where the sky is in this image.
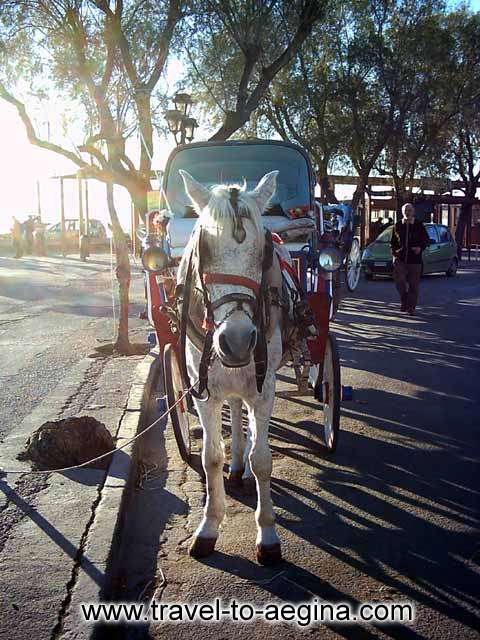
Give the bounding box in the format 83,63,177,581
0,101,176,234
0,0,478,234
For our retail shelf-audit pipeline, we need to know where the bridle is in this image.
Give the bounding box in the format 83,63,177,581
178,188,274,400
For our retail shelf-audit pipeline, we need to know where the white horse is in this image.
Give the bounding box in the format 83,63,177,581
177,169,284,566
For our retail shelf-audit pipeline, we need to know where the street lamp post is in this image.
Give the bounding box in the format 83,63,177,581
165,92,198,145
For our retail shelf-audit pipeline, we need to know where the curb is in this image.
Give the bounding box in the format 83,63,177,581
59,348,161,640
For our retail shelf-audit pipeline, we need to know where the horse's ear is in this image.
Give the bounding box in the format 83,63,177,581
251,171,279,210
179,170,211,211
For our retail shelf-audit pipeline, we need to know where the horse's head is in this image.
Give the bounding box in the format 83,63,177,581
180,169,278,368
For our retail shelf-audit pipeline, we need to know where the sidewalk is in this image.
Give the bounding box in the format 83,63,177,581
0,347,159,640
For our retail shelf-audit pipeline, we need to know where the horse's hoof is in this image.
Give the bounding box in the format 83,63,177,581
226,469,244,487
242,475,256,496
189,536,217,559
256,543,283,566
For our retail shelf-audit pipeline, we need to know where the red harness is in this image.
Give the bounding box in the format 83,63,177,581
203,272,261,296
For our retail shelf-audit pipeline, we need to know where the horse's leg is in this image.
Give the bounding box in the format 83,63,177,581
189,399,225,559
227,398,244,485
241,415,255,495
248,376,282,566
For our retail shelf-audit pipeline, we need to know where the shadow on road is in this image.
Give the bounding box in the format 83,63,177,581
109,264,479,639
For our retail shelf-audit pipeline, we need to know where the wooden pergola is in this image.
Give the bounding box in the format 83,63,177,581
328,174,479,247
49,170,162,255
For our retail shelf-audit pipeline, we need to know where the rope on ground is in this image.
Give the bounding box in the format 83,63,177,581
0,380,198,476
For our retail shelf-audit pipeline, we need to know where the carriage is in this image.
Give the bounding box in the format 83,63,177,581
321,203,362,292
140,140,354,463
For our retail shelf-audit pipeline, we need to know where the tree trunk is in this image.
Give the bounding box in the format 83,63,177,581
318,172,338,204
455,201,472,261
208,110,248,141
350,177,369,247
351,183,366,212
393,177,406,221
106,182,132,354
124,175,149,256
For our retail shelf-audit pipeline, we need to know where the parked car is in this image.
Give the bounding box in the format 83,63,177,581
45,218,108,251
362,223,458,279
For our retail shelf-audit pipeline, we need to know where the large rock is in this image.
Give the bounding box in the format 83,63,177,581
18,416,114,470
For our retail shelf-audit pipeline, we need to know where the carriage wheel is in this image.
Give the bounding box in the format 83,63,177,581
314,333,341,452
163,343,191,463
345,237,361,291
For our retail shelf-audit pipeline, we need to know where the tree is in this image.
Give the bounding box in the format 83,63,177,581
261,1,394,211
422,111,480,259
326,0,393,211
181,0,328,141
261,38,344,203
372,3,476,218
420,11,480,258
0,0,184,353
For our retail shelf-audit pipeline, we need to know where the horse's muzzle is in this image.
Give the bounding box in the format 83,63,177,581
217,325,257,368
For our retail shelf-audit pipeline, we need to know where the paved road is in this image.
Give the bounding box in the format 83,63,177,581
0,253,145,441
115,262,480,639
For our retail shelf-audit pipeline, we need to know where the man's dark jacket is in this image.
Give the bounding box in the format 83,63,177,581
390,220,430,265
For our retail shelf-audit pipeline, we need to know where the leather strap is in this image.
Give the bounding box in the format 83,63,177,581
204,272,261,296
179,244,212,401
209,292,257,314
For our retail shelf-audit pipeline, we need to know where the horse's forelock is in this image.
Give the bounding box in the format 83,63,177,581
199,184,263,240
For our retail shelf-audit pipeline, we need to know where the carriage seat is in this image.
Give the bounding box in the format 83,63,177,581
261,216,316,243
167,215,315,259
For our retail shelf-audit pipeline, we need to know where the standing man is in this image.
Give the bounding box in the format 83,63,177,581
24,216,34,254
390,203,430,315
11,216,23,258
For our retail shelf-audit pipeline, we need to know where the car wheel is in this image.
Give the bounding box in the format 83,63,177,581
365,272,374,281
446,257,458,277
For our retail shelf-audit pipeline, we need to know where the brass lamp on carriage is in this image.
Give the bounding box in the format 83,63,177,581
318,237,343,273
139,210,173,273
141,237,170,273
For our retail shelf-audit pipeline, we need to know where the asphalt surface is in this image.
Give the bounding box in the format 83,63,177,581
115,261,480,640
0,252,145,441
0,250,150,640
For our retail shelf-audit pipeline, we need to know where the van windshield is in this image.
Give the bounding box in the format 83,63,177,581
163,144,311,218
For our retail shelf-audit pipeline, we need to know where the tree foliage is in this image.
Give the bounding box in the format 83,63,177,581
181,0,329,140
261,0,479,216
0,0,186,352
371,3,478,213
0,0,184,214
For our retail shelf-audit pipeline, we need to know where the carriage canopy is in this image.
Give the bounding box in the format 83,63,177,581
162,140,315,219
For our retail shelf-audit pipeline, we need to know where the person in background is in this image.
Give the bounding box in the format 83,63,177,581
11,216,23,258
372,217,382,240
390,203,430,315
24,216,34,254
